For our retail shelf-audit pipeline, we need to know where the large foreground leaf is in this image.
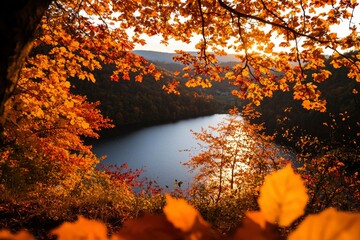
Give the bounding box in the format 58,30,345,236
258,164,308,227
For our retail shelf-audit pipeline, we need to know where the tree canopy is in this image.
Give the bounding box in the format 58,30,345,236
0,0,359,119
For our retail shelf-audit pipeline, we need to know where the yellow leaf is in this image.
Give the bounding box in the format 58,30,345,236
302,99,312,110
81,121,90,129
68,41,80,51
265,43,275,53
64,100,74,108
258,164,308,227
51,216,108,240
225,71,235,80
32,108,44,118
154,71,162,81
289,208,360,240
88,73,96,83
183,66,191,71
163,194,199,232
41,35,53,44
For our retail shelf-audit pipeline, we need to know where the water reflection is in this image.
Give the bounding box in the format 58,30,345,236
93,114,227,189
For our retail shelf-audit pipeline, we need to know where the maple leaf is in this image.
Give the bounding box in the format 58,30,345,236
288,208,360,240
257,164,308,227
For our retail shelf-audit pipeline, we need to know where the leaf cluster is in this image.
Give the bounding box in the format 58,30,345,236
2,165,359,239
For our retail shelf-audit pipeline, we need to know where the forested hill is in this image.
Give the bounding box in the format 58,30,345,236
133,50,239,63
70,50,360,145
70,61,231,138
253,53,360,150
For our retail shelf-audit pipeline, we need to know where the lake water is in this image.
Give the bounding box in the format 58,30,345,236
93,114,228,189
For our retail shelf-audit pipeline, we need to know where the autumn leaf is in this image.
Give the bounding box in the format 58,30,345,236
233,212,280,240
288,208,360,240
163,194,212,238
113,214,181,240
135,74,143,82
163,194,200,232
258,164,308,227
162,81,180,95
154,71,162,81
51,215,108,240
265,43,275,54
246,211,267,229
302,99,312,110
0,230,34,240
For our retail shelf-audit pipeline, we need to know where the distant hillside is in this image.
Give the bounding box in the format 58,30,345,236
70,63,233,139
252,52,360,150
133,50,239,63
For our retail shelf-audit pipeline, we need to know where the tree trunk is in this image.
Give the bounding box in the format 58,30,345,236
0,0,52,129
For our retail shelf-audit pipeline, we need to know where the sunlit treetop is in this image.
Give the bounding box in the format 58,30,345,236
39,0,360,112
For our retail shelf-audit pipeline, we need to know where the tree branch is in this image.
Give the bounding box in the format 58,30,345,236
216,0,328,43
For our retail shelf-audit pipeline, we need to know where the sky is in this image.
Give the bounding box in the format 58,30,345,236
133,8,360,55
133,35,200,53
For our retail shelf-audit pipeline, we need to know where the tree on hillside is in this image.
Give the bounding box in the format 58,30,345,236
184,114,288,204
0,0,52,125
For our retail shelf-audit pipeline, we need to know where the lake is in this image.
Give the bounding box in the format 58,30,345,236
93,114,228,189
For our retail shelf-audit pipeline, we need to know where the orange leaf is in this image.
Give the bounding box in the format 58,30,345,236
233,212,280,240
289,208,360,240
135,75,143,82
0,230,34,240
51,216,108,240
258,164,308,227
163,194,200,232
246,211,267,229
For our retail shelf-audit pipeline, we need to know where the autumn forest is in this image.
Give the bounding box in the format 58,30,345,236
0,0,360,239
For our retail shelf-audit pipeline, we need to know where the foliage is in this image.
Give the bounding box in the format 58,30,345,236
0,168,165,239
178,110,291,233
151,0,360,113
251,53,360,148
288,208,360,240
69,62,223,132
0,60,113,195
296,142,360,213
1,165,359,239
0,0,360,239
183,111,289,205
257,165,308,227
0,0,358,194
2,0,360,119
180,109,359,233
